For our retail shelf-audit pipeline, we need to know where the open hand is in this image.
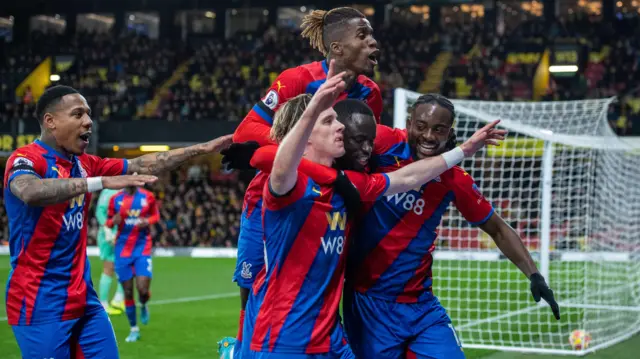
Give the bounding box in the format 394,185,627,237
102,174,158,190
460,120,507,157
202,134,234,154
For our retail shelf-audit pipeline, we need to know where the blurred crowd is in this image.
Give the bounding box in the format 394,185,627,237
2,15,640,133
1,30,190,124
3,12,640,248
442,14,640,135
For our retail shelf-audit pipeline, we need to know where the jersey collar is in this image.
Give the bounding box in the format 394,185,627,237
35,139,75,163
321,59,368,99
321,59,329,74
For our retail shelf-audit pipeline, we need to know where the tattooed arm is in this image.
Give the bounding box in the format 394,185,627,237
126,135,233,175
9,173,158,207
10,174,88,207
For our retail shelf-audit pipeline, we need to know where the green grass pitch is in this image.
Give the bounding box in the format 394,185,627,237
1,256,638,358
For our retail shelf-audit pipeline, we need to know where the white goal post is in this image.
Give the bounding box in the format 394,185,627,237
393,88,640,355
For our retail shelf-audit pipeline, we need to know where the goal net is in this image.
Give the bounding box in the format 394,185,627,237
393,88,640,355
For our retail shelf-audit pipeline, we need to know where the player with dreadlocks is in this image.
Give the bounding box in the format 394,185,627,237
224,8,383,358
343,94,561,358
233,6,382,148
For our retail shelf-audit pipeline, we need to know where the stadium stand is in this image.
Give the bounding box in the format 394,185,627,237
2,13,640,248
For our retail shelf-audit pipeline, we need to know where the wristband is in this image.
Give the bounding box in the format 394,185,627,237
87,177,103,192
441,147,465,169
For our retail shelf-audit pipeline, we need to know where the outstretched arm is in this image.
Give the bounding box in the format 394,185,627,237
10,174,157,207
10,175,89,207
480,213,560,320
270,61,346,195
127,135,232,175
480,214,538,276
384,121,506,196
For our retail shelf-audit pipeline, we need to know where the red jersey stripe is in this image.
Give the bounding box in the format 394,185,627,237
354,188,449,294
7,207,63,325
307,230,349,352
396,248,434,303
266,200,328,351
62,208,89,320
120,195,138,257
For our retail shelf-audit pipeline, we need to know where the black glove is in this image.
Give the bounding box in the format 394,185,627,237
220,141,260,171
530,272,560,320
333,170,362,216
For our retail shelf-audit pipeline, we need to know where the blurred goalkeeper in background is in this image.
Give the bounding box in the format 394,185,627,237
95,188,125,314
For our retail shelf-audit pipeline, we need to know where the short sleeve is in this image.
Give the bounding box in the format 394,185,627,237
233,67,307,145
5,150,47,187
85,154,128,177
344,171,390,202
450,167,494,226
262,172,310,211
371,126,412,171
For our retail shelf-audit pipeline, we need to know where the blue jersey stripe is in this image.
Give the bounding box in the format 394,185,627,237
265,180,318,278
121,158,128,175
306,79,326,95
252,104,273,125
352,181,456,302
371,192,453,299
347,82,372,100
373,142,412,168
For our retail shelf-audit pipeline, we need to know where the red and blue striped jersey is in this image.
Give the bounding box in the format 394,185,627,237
349,126,495,303
242,147,349,235
233,60,382,147
250,170,389,354
243,172,268,217
3,140,127,325
107,188,159,258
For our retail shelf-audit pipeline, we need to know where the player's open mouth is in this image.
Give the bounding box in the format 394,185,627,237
79,132,92,143
368,50,380,65
419,143,438,153
356,156,369,166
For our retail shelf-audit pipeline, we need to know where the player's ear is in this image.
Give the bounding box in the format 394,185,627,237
330,41,343,56
43,113,56,130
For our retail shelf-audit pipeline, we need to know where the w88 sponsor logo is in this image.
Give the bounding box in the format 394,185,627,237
386,192,426,216
320,211,347,255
